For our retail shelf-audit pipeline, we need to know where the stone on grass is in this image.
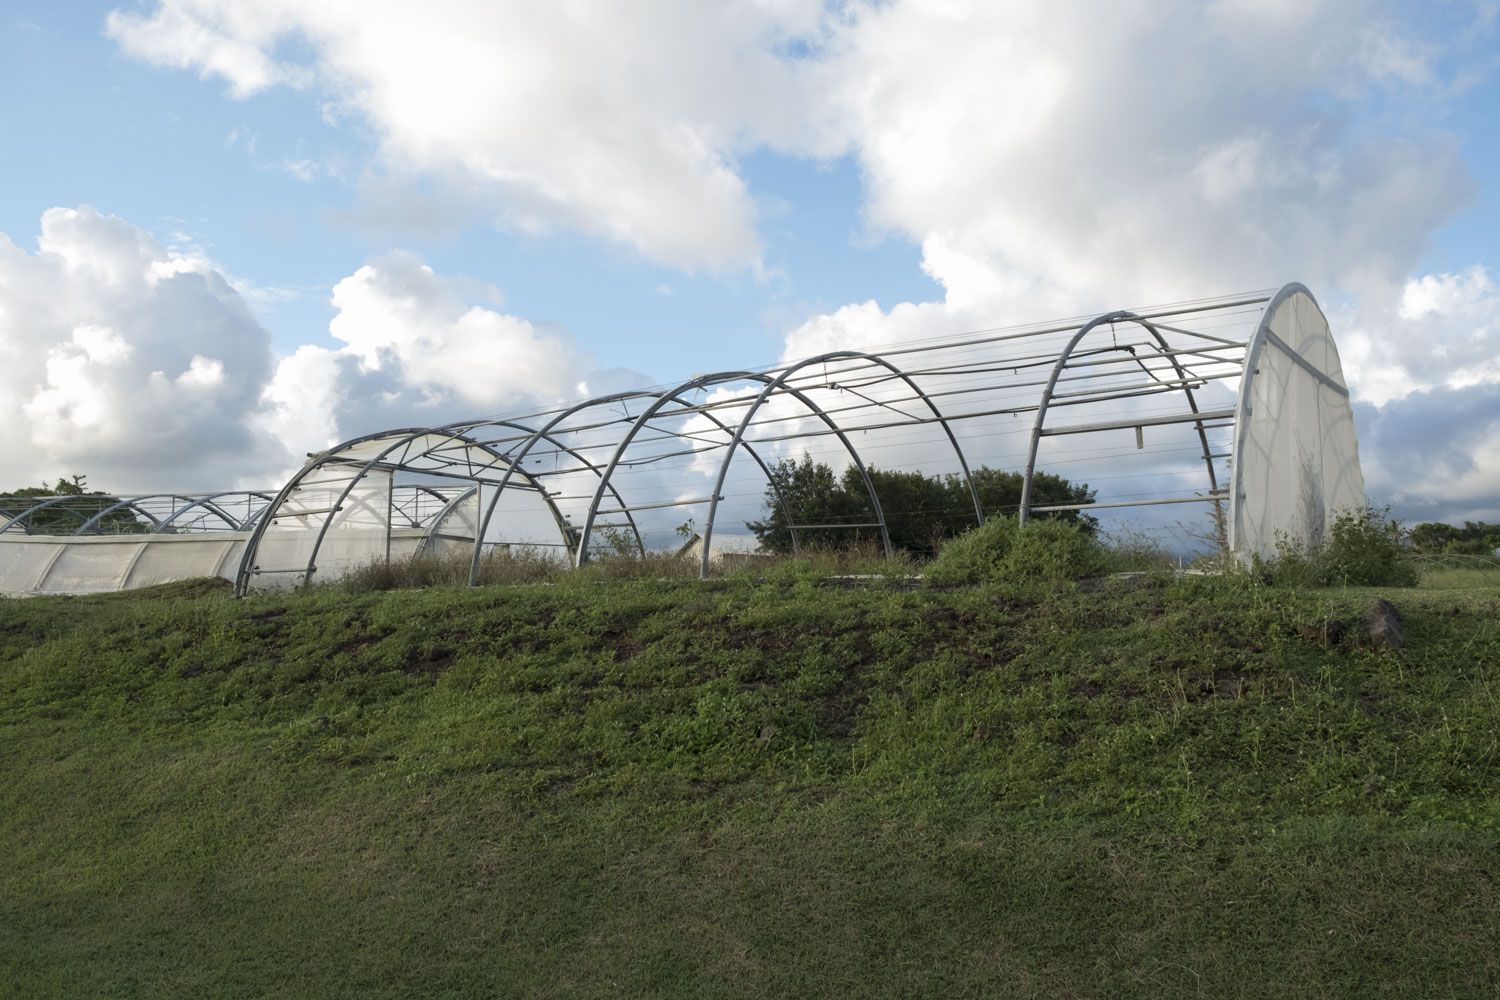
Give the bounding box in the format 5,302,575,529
1366,599,1405,650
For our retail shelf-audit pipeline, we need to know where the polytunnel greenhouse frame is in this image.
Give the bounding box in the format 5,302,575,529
217,281,1364,596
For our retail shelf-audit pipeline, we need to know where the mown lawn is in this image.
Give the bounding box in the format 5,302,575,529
2,574,1497,997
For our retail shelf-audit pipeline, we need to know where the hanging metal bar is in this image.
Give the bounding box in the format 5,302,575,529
592,495,721,515
1029,493,1230,513
1038,407,1237,438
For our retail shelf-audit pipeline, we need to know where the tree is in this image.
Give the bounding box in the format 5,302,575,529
1408,520,1500,556
0,476,145,535
745,455,1097,556
745,454,869,553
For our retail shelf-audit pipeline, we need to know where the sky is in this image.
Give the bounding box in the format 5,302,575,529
1,0,1498,532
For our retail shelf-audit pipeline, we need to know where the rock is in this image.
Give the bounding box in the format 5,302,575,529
1366,599,1405,650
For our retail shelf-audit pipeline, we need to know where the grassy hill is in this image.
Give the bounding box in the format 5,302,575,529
2,571,1497,997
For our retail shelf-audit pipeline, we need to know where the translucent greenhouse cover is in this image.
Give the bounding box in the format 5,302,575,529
1229,284,1365,559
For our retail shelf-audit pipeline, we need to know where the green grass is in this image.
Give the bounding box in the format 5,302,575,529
2,574,1498,997
1414,554,1500,590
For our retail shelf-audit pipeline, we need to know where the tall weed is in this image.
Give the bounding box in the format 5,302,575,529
1258,506,1417,587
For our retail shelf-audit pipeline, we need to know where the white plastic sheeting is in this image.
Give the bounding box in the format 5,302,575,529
0,528,451,596
1229,284,1365,559
421,487,481,551
240,467,394,589
0,534,244,595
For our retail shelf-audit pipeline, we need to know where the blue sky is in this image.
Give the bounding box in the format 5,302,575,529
1,1,1498,525
1,1,940,374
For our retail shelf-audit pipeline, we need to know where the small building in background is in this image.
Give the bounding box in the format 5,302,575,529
674,533,770,571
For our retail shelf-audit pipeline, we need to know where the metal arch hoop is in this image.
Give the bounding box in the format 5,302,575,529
418,485,480,555
154,491,276,533
70,495,165,535
697,350,985,579
236,430,432,595
236,430,419,596
465,395,801,583
1,496,123,535
461,415,649,576
238,427,424,595
234,426,574,595
573,370,896,570
296,427,577,590
464,394,656,585
1017,311,1222,524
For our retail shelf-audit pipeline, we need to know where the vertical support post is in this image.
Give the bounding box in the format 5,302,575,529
385,479,394,565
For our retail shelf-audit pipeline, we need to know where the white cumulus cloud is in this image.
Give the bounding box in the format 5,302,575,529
0,208,641,494
0,206,283,491
257,251,646,462
804,0,1473,314
107,0,833,270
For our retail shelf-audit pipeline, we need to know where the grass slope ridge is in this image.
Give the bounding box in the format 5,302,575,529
2,576,1498,998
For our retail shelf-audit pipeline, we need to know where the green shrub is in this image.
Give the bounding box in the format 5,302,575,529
1259,506,1418,588
1002,518,1108,582
926,516,1107,585
924,515,1019,585
1324,507,1418,586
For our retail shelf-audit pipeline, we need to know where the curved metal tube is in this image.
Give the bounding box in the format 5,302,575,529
299,427,576,590
75,492,271,536
1017,311,1221,524
1135,322,1221,495
463,397,668,580
466,399,798,583
1,495,117,535
69,495,164,535
573,371,894,569
153,491,274,533
698,350,984,578
418,485,480,555
234,426,573,595
462,416,650,580
237,426,423,595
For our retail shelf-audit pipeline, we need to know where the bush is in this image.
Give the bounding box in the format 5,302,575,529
926,516,1106,586
1003,518,1108,582
1324,507,1419,586
1259,506,1418,588
923,515,1019,586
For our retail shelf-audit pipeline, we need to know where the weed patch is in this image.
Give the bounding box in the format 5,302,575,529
1258,506,1419,587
